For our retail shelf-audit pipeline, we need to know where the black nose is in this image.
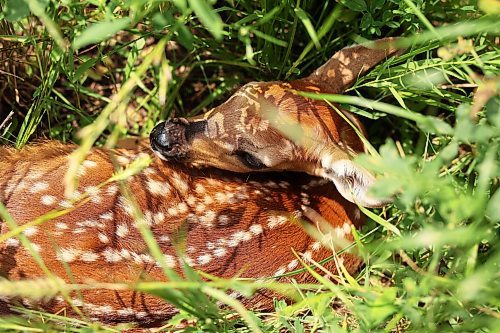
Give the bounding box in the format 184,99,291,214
150,120,189,159
150,122,171,149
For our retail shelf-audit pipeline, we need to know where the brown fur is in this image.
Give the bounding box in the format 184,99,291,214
0,141,362,326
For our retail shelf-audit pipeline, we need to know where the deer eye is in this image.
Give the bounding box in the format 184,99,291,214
235,150,264,169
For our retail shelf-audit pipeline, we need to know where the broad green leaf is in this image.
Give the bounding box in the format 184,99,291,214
172,0,187,12
187,0,224,40
342,0,367,12
4,0,30,21
177,22,194,50
361,12,373,29
73,17,131,50
418,116,454,135
486,190,500,222
357,288,398,327
73,58,98,82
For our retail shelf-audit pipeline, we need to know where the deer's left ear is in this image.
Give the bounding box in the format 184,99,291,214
303,37,404,94
320,157,390,208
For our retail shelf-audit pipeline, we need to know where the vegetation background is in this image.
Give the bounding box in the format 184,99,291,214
0,0,499,332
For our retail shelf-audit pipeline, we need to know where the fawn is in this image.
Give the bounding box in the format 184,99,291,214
0,38,402,326
151,38,401,208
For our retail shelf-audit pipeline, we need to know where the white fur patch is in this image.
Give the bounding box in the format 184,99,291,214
320,158,388,208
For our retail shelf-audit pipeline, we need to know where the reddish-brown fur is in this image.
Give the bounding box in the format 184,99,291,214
0,141,362,325
0,38,403,326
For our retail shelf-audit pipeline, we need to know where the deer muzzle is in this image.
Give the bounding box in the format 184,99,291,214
150,118,207,160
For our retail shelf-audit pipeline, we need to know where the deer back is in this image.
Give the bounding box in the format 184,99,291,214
0,141,362,325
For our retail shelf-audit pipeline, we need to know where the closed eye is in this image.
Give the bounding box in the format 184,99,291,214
234,150,265,169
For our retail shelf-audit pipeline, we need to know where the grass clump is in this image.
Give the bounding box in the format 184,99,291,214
0,0,499,332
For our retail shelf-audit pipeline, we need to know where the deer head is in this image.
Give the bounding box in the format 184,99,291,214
150,38,403,208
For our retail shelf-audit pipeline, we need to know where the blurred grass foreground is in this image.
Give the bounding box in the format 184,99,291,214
0,0,499,332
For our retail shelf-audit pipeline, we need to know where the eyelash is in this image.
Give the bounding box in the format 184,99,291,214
235,150,264,169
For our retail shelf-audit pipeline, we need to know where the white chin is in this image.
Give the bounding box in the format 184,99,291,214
319,159,391,208
331,178,390,208
152,150,169,161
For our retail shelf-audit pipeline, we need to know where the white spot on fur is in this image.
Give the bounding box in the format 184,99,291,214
156,254,177,268
116,155,130,165
102,248,122,263
213,247,227,257
288,259,299,270
167,207,178,216
171,172,189,194
177,202,188,214
203,195,214,205
30,182,49,194
195,184,206,194
85,186,101,204
5,238,20,247
83,160,98,168
195,203,206,213
143,167,156,176
117,308,135,316
218,215,230,226
267,215,288,229
118,196,135,215
116,224,129,238
98,232,109,244
144,210,152,226
65,190,82,200
59,200,73,208
41,195,56,206
302,250,313,262
26,170,44,180
99,211,113,221
228,230,252,247
265,181,278,188
153,211,165,224
119,249,131,260
186,195,197,206
23,226,38,237
249,224,263,235
312,241,322,251
182,256,194,266
106,184,119,196
228,291,241,299
55,222,68,230
147,179,171,196
197,253,213,265
199,210,216,227
215,192,227,203
274,267,286,277
80,251,99,262
57,248,81,263
158,235,170,243
279,181,290,188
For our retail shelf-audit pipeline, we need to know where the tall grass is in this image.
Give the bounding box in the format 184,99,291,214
0,0,499,332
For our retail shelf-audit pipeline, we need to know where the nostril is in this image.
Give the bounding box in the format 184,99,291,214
155,131,172,149
150,122,168,149
150,120,189,159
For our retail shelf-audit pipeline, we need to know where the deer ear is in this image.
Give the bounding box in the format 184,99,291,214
320,157,390,208
304,37,404,94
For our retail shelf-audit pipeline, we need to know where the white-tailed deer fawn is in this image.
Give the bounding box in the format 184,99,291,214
151,38,402,208
0,38,402,326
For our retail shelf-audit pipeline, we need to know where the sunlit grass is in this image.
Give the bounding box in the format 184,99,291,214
0,0,499,332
